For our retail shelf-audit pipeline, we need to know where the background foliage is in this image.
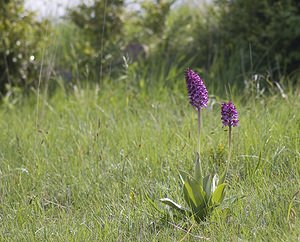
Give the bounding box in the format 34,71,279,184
67,0,125,81
0,0,299,94
214,0,300,83
0,0,48,96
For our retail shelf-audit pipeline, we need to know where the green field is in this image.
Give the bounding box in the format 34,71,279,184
0,81,299,241
1,0,300,240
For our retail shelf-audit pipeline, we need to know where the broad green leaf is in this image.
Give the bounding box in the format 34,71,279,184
159,198,190,215
183,178,197,210
194,153,202,184
211,183,226,205
179,170,189,184
203,174,213,199
190,177,206,207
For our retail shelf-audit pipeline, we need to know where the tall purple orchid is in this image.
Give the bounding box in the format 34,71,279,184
185,68,208,174
160,69,227,223
185,68,208,110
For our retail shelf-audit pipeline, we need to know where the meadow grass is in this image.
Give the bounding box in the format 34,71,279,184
0,81,299,241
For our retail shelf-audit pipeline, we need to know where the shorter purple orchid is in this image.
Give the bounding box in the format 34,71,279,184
221,101,239,127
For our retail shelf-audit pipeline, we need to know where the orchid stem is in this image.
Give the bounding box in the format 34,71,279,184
197,109,202,174
226,125,232,173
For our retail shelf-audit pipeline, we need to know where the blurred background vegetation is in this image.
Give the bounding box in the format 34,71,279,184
0,0,299,98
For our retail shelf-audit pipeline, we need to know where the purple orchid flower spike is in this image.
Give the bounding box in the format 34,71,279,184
221,101,239,127
185,68,208,110
221,101,239,164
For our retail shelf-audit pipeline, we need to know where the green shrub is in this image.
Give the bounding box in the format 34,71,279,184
123,1,192,88
0,0,48,95
67,0,125,82
214,0,300,82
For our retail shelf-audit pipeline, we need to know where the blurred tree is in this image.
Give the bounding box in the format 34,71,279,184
0,0,47,95
122,0,181,87
139,0,176,38
214,0,300,81
68,0,125,82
